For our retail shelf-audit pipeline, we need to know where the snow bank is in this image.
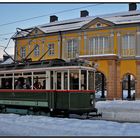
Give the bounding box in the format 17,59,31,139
1,58,14,64
96,100,140,122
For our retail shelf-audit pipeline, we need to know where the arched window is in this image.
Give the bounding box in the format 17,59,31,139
34,44,40,56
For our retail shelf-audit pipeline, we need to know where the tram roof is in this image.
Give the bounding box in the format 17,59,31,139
0,66,95,74
0,59,95,74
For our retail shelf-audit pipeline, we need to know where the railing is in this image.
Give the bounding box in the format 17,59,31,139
122,48,135,57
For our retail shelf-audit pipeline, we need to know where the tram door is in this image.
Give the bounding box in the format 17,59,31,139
56,72,61,90
54,71,68,109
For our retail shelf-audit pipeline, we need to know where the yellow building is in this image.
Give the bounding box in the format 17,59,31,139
12,4,140,100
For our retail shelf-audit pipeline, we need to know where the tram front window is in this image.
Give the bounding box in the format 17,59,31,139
70,70,79,90
88,71,94,90
81,70,87,90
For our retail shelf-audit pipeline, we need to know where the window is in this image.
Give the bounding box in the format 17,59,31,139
34,44,40,56
20,47,26,58
48,43,54,56
122,34,135,56
70,70,79,90
89,36,109,55
96,23,102,28
67,39,79,58
34,29,38,35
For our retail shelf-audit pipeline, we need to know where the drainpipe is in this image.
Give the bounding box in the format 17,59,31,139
59,31,62,59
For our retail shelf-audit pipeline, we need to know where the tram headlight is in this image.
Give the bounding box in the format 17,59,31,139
90,99,94,105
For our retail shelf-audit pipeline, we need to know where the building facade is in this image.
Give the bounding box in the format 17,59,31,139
13,6,140,100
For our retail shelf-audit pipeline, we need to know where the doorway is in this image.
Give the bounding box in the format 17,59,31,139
95,71,107,99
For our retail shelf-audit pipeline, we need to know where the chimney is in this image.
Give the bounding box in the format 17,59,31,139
129,3,137,11
80,10,89,17
50,15,58,22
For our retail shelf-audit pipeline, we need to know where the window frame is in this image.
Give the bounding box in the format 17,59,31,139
67,39,79,59
89,36,109,55
34,44,40,57
121,34,136,57
20,46,26,58
48,43,55,56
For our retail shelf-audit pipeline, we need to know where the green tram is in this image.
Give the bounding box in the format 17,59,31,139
0,59,97,117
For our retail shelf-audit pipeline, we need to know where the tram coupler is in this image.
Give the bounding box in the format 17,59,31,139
86,111,102,119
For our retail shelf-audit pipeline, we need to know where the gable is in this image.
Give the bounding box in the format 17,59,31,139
82,17,115,29
27,27,45,37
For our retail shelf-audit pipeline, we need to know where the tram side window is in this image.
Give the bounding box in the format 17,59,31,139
1,78,12,89
50,71,53,90
15,77,25,89
33,72,46,89
33,76,42,89
14,73,32,89
70,70,79,90
57,72,61,90
24,77,32,89
64,72,68,90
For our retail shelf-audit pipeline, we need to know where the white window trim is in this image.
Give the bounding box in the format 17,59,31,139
20,46,26,58
34,44,40,57
67,39,79,59
122,34,136,57
48,43,55,56
89,36,109,55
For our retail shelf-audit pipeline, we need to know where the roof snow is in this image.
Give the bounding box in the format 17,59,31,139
1,56,14,65
13,10,140,39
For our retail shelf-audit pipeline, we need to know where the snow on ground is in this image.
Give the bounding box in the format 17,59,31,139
0,99,140,136
0,113,140,136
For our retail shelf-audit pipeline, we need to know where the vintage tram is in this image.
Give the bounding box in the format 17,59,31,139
0,59,97,117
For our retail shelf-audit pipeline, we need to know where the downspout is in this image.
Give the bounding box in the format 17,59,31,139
59,31,62,59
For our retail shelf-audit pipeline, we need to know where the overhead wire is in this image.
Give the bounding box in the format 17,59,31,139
0,3,103,27
0,3,104,61
0,3,104,52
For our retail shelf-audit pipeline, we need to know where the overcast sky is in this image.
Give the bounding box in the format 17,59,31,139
0,3,140,58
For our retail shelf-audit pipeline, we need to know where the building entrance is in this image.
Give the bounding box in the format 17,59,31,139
95,71,107,100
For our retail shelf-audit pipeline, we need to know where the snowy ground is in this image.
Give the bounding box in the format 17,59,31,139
0,95,140,136
0,113,140,136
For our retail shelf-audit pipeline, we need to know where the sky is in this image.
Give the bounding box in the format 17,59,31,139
0,3,140,58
